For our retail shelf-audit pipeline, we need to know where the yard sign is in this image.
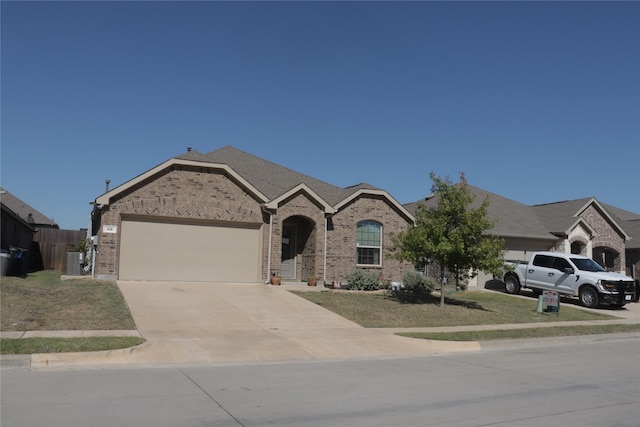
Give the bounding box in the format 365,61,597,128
543,290,560,316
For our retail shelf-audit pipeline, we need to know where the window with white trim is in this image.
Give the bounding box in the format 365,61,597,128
357,221,381,266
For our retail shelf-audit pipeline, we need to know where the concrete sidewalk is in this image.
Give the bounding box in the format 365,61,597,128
2,282,638,370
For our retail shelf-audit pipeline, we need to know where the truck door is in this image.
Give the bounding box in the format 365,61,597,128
527,255,555,291
551,257,577,295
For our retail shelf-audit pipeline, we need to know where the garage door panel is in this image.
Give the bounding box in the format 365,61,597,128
119,219,261,282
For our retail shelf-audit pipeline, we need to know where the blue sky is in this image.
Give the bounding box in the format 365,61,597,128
2,1,639,230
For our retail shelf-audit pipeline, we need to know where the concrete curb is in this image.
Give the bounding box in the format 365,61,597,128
479,332,640,351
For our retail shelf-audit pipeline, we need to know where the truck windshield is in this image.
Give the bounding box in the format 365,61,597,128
570,258,605,272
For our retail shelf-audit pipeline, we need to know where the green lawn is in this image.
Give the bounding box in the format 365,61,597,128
0,337,146,355
290,289,621,328
399,324,640,341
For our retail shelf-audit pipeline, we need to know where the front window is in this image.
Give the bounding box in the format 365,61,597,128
357,221,381,265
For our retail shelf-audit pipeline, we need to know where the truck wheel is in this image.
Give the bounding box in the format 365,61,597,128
504,274,521,294
579,286,599,308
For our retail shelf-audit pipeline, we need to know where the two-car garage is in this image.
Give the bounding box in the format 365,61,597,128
118,216,262,283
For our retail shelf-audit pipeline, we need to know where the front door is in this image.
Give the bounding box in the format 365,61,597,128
281,224,297,279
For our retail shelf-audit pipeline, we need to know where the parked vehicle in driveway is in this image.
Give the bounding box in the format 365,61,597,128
503,252,636,308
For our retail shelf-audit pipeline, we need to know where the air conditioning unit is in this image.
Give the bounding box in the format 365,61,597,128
66,252,83,276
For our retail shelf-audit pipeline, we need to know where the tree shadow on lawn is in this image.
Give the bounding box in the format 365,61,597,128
385,291,490,311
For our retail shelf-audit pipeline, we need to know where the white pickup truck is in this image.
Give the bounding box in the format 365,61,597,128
503,251,636,308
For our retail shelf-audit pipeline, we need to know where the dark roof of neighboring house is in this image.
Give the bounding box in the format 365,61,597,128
404,185,557,240
0,187,58,228
532,198,633,244
177,145,383,206
405,186,640,248
531,198,597,235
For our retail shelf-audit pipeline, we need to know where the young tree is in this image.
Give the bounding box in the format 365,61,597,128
391,172,505,307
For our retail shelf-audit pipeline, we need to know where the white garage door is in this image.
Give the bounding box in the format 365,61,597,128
119,218,262,282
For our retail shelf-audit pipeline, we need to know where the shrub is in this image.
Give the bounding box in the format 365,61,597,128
401,270,436,294
345,269,382,291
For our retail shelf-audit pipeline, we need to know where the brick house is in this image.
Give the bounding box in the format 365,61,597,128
405,185,639,287
91,146,415,283
92,146,638,286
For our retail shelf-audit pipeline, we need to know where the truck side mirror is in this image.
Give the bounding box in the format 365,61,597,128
564,267,575,274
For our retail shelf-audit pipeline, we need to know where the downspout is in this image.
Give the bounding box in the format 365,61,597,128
266,211,273,284
323,216,328,284
91,245,96,279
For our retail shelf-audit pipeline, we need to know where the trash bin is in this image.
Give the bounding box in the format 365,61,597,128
0,250,12,276
10,247,27,277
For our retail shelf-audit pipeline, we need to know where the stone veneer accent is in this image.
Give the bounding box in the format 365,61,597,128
553,204,627,274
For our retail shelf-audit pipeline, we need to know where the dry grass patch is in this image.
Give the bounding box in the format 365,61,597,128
1,271,136,331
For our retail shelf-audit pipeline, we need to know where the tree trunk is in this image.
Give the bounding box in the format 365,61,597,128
440,265,446,307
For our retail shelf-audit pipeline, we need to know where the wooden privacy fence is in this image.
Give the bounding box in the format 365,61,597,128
32,228,87,272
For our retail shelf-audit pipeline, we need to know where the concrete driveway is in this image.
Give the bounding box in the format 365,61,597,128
119,281,479,365
32,282,478,369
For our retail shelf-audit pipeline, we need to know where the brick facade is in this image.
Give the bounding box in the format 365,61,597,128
94,166,265,280
94,165,414,283
325,194,413,283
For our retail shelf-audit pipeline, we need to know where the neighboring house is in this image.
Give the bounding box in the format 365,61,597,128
91,146,415,283
1,200,36,275
531,199,632,274
405,186,639,287
0,187,54,275
0,187,86,273
0,187,59,230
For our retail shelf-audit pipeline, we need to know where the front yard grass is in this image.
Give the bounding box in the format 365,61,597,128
1,271,136,331
1,271,140,355
398,324,640,342
291,289,620,328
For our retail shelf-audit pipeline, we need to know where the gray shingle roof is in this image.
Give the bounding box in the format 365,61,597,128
404,185,557,240
179,147,639,248
532,198,638,247
0,187,58,228
178,145,378,205
531,198,594,235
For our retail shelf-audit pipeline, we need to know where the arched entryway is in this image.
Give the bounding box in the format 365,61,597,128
593,247,620,272
280,216,318,280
